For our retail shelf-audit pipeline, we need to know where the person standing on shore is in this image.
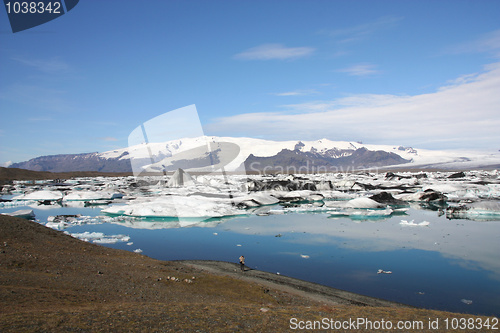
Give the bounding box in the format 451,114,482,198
239,255,245,272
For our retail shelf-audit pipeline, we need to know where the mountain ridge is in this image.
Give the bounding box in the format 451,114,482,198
9,136,500,173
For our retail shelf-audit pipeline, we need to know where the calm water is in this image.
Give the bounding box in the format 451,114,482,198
2,203,500,316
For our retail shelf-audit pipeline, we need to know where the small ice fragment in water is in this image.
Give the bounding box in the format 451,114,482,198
300,254,310,259
400,219,430,227
213,232,218,235
461,299,473,305
126,242,133,246
134,249,143,253
377,269,392,274
236,244,242,247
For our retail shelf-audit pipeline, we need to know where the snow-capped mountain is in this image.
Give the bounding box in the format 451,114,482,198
9,136,500,173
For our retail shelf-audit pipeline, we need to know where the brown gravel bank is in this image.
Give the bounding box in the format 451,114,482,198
1,215,496,332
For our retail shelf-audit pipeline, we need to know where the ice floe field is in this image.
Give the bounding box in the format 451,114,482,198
1,169,500,316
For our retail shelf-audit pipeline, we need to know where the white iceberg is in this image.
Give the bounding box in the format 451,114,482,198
166,168,196,187
63,191,122,201
12,190,63,201
446,201,500,220
377,269,392,274
69,231,130,244
102,195,247,218
399,219,430,227
325,197,385,209
235,193,280,207
1,209,35,219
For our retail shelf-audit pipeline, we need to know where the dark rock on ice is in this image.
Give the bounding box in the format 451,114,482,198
370,192,407,206
447,171,466,179
420,189,447,202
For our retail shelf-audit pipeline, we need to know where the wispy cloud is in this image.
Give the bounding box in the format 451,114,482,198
446,29,500,58
206,62,500,150
0,84,71,113
337,63,381,76
234,43,315,60
12,56,71,74
323,16,403,43
272,89,319,97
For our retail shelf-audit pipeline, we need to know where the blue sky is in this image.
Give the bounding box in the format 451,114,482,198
1,0,500,165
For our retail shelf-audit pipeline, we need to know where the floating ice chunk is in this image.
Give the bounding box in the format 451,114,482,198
134,249,143,253
446,201,500,220
325,197,385,209
348,208,393,218
1,209,35,219
45,222,68,230
63,191,121,201
69,231,130,244
461,299,473,305
102,195,246,218
12,190,63,201
300,254,310,259
0,199,36,207
127,242,134,246
377,269,392,274
399,220,430,227
276,190,324,202
236,193,280,206
396,190,447,202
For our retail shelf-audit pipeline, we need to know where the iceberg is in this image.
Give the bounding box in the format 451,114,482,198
68,231,130,244
63,191,122,201
446,201,500,221
235,193,280,208
12,190,63,201
329,208,394,221
399,219,430,227
102,195,247,218
166,168,196,187
1,209,35,219
325,197,385,209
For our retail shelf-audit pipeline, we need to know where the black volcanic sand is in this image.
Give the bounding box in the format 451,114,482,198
1,215,496,332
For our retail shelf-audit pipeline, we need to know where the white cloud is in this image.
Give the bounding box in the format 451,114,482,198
234,43,315,60
337,63,381,76
206,62,500,150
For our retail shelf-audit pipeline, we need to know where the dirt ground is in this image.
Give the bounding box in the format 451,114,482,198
1,215,497,332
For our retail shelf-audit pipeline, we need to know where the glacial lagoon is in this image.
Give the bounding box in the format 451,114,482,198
2,204,500,316
1,171,500,316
